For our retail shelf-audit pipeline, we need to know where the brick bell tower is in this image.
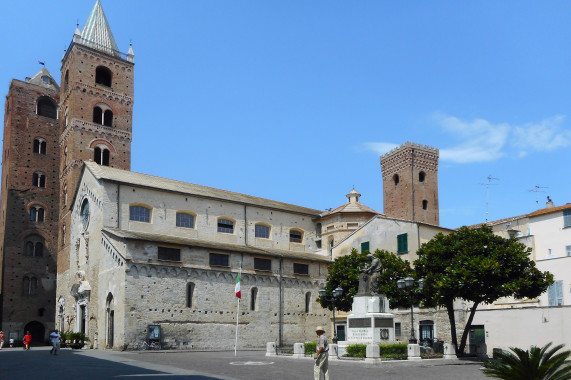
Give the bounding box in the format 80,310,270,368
58,0,134,273
380,142,439,225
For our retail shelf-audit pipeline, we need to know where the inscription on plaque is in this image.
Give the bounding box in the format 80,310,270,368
374,318,394,328
349,318,371,328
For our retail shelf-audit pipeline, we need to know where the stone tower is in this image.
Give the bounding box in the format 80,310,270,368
380,142,439,225
0,68,61,339
57,0,134,274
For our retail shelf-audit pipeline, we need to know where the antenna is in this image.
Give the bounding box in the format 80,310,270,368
480,175,499,222
528,185,548,208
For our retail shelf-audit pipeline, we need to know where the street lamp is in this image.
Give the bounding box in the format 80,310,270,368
319,286,344,343
397,277,424,344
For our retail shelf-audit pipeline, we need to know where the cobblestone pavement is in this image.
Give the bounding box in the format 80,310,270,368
1,346,487,379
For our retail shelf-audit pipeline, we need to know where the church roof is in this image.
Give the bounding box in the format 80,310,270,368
320,188,380,217
79,0,121,58
84,162,323,216
103,228,331,263
26,67,60,91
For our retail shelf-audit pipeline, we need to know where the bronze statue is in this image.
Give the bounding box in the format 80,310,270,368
357,254,382,296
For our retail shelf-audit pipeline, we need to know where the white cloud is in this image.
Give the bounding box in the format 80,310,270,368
362,113,569,164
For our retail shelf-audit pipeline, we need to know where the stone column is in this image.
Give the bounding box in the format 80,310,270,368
365,344,381,363
328,344,338,359
293,343,305,358
265,342,277,356
443,343,456,359
407,343,421,360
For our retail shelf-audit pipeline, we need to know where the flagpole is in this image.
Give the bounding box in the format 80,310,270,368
234,261,242,357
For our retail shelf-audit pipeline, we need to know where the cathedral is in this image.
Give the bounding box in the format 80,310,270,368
0,1,441,349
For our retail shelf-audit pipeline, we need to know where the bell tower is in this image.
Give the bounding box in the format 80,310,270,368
380,142,439,225
58,0,134,272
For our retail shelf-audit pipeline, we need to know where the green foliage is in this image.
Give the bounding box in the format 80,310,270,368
482,343,571,379
345,344,367,358
414,225,554,355
305,342,316,355
380,343,408,359
319,248,412,311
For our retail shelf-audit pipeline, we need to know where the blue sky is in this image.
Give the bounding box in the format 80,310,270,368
1,1,569,229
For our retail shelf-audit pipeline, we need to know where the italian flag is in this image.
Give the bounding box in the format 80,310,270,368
235,273,241,299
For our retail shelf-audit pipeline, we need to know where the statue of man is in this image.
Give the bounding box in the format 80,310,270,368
360,254,382,295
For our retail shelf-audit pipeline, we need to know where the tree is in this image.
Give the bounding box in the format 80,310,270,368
482,343,571,379
318,248,412,312
414,225,554,356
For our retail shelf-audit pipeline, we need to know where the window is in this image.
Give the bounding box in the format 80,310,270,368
419,171,426,182
158,247,180,261
305,292,311,313
209,253,229,267
395,322,401,337
92,103,113,126
250,287,258,311
217,218,234,233
23,276,38,296
130,206,150,222
422,200,428,210
567,246,571,257
290,229,303,243
36,96,57,119
316,223,322,238
293,263,309,275
32,172,46,188
255,224,270,238
30,205,45,222
80,199,90,229
94,146,110,166
176,212,195,228
25,236,44,257
38,308,46,317
33,138,46,154
64,70,69,92
95,66,112,87
397,233,408,253
186,283,195,308
254,258,271,271
361,241,370,253
42,75,50,84
564,210,571,228
393,174,399,185
548,281,563,306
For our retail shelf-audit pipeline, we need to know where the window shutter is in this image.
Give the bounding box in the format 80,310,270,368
564,210,571,228
361,241,370,253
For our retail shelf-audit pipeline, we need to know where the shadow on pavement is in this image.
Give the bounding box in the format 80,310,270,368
0,348,221,379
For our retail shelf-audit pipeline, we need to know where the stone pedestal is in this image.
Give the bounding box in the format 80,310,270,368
293,343,305,358
346,296,394,344
265,342,277,356
407,343,422,360
365,343,381,363
443,343,456,359
328,344,338,359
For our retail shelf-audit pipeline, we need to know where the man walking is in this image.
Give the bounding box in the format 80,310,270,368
313,326,329,380
49,330,61,355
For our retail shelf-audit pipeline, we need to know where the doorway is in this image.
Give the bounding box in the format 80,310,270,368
24,321,45,344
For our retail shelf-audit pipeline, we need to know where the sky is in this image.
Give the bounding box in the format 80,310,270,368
1,1,570,229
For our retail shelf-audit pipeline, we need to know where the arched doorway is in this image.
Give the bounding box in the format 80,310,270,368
24,321,45,345
106,293,114,348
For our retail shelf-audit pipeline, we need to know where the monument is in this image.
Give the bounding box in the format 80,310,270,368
338,255,395,354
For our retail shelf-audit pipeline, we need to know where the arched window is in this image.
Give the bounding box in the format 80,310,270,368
419,171,426,183
255,224,270,239
305,292,311,313
176,212,195,228
38,308,46,317
217,218,234,233
63,183,68,206
130,205,151,222
92,103,113,126
186,282,195,308
250,287,258,311
25,235,44,257
32,172,46,188
33,138,47,154
23,276,38,296
393,174,400,185
95,66,112,87
36,96,57,119
64,70,69,92
290,229,303,243
315,223,322,238
30,205,45,222
422,200,428,210
94,146,110,166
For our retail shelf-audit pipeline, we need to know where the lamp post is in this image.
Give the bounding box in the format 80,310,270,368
397,276,424,344
319,286,343,343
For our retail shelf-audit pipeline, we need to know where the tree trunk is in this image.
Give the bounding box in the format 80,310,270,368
458,301,479,355
444,299,458,354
